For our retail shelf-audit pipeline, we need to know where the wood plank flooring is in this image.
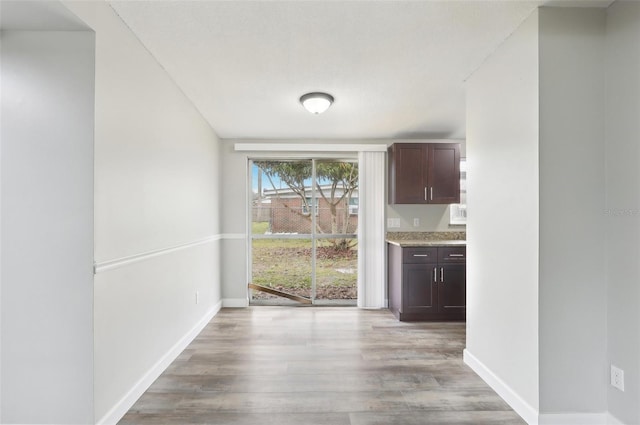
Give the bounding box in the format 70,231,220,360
119,307,525,425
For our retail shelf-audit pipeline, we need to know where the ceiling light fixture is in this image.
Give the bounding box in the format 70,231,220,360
300,92,334,114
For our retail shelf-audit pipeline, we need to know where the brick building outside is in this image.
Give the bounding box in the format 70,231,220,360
252,185,358,235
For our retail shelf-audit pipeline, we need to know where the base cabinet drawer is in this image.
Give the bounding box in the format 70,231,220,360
438,247,466,263
388,244,466,322
403,247,438,264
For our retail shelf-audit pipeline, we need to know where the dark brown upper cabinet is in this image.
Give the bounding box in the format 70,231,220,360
388,142,460,204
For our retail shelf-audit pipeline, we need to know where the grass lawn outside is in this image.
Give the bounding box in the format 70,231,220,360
251,237,357,301
252,221,270,234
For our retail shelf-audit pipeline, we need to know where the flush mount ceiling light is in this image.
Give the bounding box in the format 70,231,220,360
300,92,334,114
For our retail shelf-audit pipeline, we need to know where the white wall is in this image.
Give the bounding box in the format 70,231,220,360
538,7,607,414
605,1,640,423
1,30,95,423
467,5,637,422
62,2,222,422
465,10,540,419
387,204,458,232
220,141,250,305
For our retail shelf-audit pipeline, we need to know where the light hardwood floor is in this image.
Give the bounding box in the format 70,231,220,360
119,307,525,425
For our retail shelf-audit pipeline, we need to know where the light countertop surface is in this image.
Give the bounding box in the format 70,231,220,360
386,239,466,247
385,231,466,247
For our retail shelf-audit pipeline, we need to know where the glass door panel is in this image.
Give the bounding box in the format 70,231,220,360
313,160,358,302
250,159,358,305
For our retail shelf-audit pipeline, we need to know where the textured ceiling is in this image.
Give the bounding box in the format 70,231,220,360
109,0,610,140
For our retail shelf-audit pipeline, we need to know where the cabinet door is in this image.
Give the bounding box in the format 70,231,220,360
403,264,437,314
438,264,466,318
389,144,428,204
427,144,460,204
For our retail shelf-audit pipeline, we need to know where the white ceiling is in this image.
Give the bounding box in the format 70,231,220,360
0,0,89,30
107,1,611,140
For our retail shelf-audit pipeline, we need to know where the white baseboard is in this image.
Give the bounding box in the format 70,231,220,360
463,349,538,424
96,301,222,425
539,413,608,425
464,349,621,425
222,298,249,308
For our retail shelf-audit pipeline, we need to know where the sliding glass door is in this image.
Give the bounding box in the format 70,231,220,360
249,159,358,305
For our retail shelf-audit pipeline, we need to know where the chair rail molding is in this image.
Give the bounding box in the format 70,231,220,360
94,234,227,274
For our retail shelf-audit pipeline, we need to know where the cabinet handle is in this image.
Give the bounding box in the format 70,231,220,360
413,254,428,257
449,254,464,257
440,267,444,282
430,187,433,201
424,187,427,201
433,267,437,283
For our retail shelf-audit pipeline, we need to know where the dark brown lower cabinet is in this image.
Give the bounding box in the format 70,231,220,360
388,244,466,321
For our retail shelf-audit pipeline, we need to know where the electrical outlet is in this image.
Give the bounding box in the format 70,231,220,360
611,365,624,391
413,218,420,227
196,291,200,305
387,218,401,228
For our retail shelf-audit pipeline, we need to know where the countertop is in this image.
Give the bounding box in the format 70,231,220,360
385,231,466,247
386,239,466,247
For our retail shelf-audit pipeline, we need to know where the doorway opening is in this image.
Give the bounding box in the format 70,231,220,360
249,159,358,306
